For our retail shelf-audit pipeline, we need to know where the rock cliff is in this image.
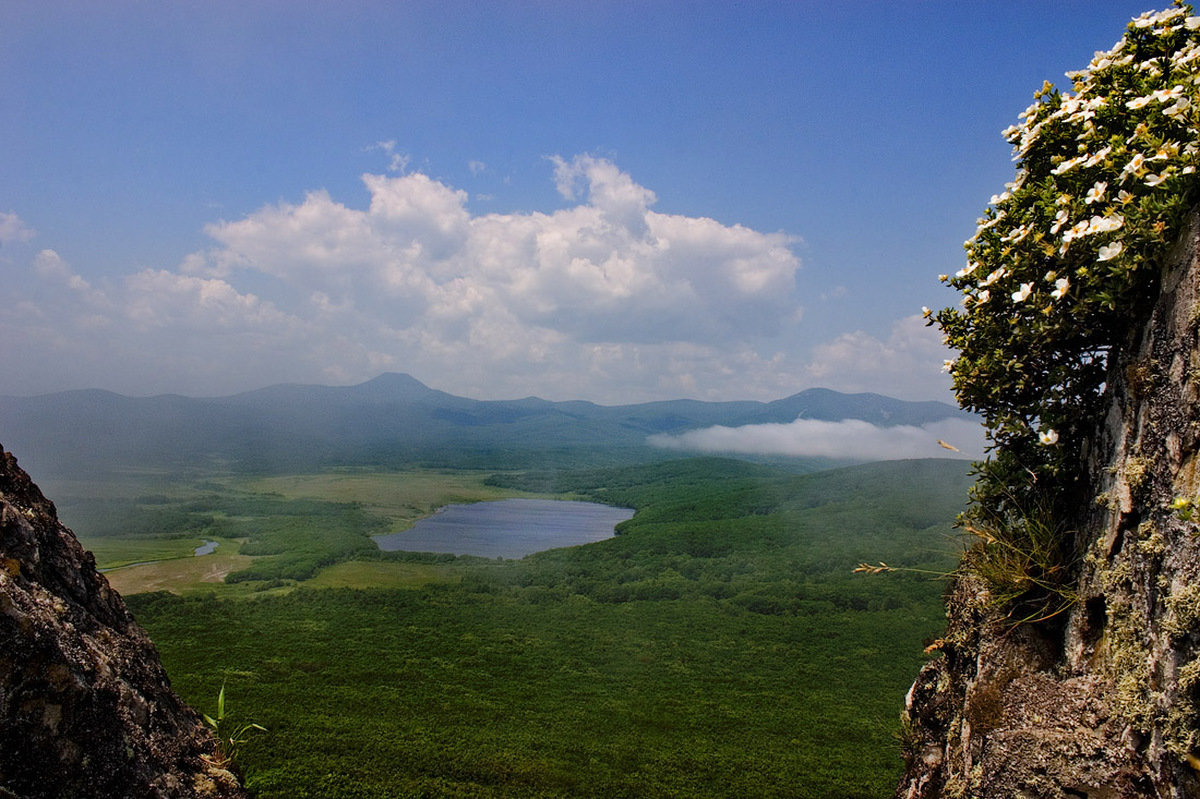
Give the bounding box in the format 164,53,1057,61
897,210,1200,797
0,446,246,798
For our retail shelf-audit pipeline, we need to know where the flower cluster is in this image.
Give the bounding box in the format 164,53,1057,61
934,4,1200,516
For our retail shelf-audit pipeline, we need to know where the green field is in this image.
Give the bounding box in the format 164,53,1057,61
60,468,522,594
67,457,969,797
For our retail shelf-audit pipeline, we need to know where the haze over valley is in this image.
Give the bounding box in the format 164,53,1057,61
2,3,1168,796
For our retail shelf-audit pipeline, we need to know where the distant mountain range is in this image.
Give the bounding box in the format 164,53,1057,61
0,373,972,477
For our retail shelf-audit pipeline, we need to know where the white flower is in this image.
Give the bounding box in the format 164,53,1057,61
1154,7,1187,24
1082,146,1111,168
941,359,954,374
1017,122,1045,156
956,261,980,278
1178,44,1200,66
1127,95,1154,110
1051,155,1085,175
1145,173,1169,187
1051,209,1069,234
922,306,932,318
1088,214,1124,234
1188,16,1200,30
1001,224,1030,244
1012,283,1033,303
989,191,1011,205
981,267,1006,287
1085,181,1108,204
1062,218,1093,244
1153,143,1180,160
977,289,991,304
1121,152,1147,181
1164,97,1191,118
1098,242,1124,261
1051,277,1070,299
1039,429,1060,445
1151,85,1184,103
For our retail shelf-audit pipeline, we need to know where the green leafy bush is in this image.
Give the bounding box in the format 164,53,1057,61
933,5,1200,610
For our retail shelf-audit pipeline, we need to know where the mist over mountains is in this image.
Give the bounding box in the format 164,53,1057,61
0,373,976,478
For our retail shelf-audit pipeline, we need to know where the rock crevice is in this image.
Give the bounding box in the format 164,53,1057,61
0,447,246,799
898,211,1200,798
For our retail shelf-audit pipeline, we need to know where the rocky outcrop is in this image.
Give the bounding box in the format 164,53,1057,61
898,211,1200,798
0,446,246,798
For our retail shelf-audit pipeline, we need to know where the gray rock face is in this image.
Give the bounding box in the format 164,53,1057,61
898,212,1200,798
0,446,246,798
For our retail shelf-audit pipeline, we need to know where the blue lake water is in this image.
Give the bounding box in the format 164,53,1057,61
194,540,219,556
371,498,634,559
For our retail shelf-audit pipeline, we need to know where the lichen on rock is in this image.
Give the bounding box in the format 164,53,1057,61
0,446,246,798
900,6,1200,797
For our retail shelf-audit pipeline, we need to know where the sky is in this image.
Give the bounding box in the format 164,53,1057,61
0,0,1166,407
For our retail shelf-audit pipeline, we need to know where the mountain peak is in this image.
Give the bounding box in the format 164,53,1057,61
350,373,435,396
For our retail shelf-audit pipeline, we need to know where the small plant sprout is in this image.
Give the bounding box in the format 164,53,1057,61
1172,495,1200,523
202,682,266,769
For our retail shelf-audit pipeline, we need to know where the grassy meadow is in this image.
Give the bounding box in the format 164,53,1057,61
56,456,970,797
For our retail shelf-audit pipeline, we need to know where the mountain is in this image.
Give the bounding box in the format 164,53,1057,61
0,373,972,477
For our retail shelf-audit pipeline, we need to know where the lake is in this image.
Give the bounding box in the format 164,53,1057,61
371,498,634,558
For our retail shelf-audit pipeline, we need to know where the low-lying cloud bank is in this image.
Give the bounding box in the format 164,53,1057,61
648,416,985,461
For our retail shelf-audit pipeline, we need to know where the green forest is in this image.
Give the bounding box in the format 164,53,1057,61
80,456,970,797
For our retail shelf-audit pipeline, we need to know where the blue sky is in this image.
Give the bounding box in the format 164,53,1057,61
0,1,1163,403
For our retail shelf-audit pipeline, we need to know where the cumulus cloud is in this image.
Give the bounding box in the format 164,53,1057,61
0,158,962,404
34,249,92,292
2,245,321,395
0,212,35,244
5,157,819,400
648,416,985,461
179,155,803,395
804,315,953,401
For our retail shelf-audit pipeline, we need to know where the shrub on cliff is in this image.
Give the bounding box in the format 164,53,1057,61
932,4,1200,616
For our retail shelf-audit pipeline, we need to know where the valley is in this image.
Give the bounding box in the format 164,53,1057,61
4,377,976,796
52,455,971,797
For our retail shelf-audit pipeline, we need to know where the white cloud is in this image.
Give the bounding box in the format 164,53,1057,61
804,314,953,401
0,212,35,244
4,156,959,404
172,155,803,397
648,416,985,461
2,245,320,395
368,140,410,173
34,249,92,292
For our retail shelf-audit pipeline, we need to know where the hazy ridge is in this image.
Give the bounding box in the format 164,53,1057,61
0,372,971,477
